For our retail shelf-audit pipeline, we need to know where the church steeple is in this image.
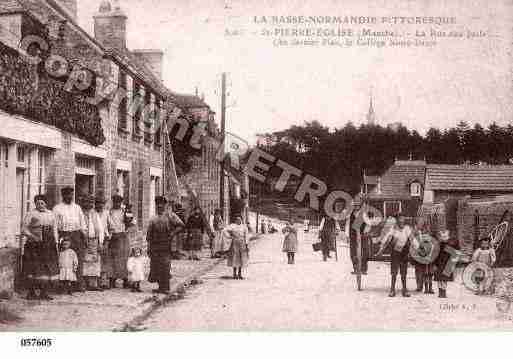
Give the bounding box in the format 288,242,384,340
366,91,376,126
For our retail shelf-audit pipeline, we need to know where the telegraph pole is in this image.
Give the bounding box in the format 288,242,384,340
220,73,227,221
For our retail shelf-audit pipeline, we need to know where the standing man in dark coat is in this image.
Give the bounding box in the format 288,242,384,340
171,202,187,259
147,196,185,294
349,204,369,275
185,207,206,261
434,230,460,298
319,216,338,261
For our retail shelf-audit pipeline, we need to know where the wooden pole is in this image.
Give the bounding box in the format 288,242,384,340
356,231,362,290
220,73,227,221
162,114,213,240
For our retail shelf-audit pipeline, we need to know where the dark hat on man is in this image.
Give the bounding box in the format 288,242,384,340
112,194,124,203
155,196,167,204
61,186,74,194
95,195,106,204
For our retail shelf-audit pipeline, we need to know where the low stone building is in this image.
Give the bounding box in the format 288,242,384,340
423,164,513,203
361,160,426,220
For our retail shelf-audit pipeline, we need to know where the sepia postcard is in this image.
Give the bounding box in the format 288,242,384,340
1,0,513,350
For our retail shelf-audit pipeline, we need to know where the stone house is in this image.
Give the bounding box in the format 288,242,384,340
0,0,200,295
361,160,426,220
364,161,513,260
167,92,227,221
362,161,513,217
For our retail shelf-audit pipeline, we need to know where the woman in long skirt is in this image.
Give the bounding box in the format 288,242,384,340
319,216,338,261
434,230,460,298
108,195,130,289
185,207,206,260
282,222,298,264
224,216,249,279
22,194,59,300
210,209,227,258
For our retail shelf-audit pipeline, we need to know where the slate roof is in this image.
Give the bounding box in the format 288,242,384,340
104,48,169,99
366,160,426,199
425,165,513,191
7,0,215,115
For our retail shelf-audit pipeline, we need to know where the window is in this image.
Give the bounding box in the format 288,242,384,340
144,91,153,145
75,155,96,203
384,201,402,218
15,144,30,220
17,145,25,163
410,182,421,197
0,143,51,247
149,175,161,218
75,156,96,174
116,169,130,202
118,71,128,131
154,99,162,147
132,83,143,138
0,142,9,248
38,150,45,194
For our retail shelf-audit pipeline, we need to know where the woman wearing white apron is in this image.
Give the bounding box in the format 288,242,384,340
223,216,249,279
210,209,227,257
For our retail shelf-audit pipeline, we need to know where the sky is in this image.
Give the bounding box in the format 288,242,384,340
77,0,513,143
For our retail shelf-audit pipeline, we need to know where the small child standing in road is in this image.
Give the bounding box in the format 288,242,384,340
127,247,146,293
59,238,78,295
433,230,460,298
472,238,496,295
282,222,298,264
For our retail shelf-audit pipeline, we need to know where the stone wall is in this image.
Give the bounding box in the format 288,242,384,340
419,198,513,260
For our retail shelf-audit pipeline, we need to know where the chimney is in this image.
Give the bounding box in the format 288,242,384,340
93,0,127,50
131,49,164,81
58,0,78,21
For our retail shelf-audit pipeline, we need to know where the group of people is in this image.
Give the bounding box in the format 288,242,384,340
22,187,135,300
21,186,252,298
24,187,496,300
346,207,498,298
260,218,277,234
170,206,232,261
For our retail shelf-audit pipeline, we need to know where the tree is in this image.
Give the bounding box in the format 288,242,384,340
250,120,513,202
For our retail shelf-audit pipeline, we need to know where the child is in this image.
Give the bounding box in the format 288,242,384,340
127,247,146,293
472,237,496,295
412,220,435,294
124,204,136,228
59,238,78,295
282,222,298,264
433,230,460,298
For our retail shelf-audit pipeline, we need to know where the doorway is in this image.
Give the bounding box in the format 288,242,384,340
75,174,94,204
